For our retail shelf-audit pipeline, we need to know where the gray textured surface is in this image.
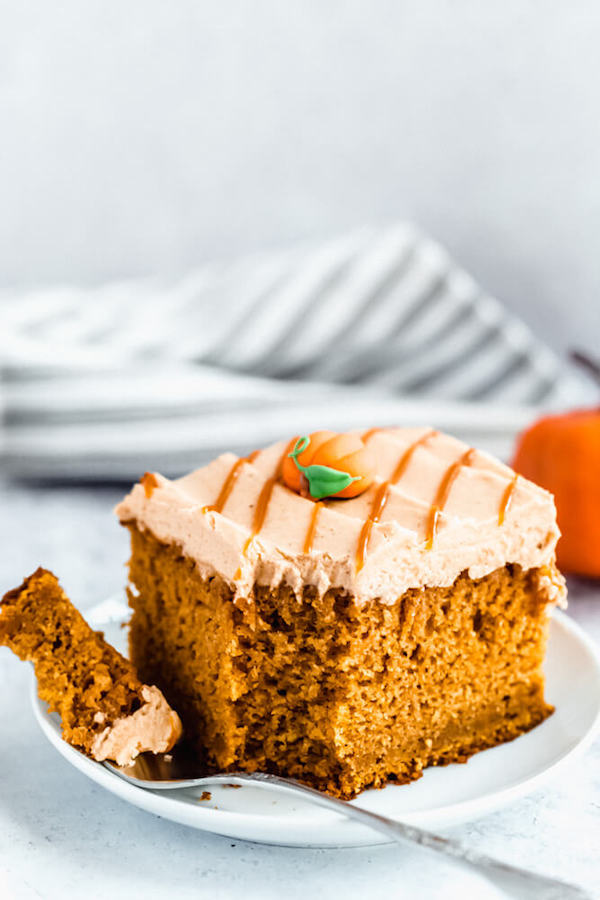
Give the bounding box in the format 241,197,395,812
2,2,600,357
0,480,599,899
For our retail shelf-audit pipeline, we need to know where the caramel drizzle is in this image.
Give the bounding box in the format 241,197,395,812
203,458,247,514
390,430,438,482
356,429,437,571
355,482,390,571
425,448,477,549
499,474,519,526
235,438,297,574
303,502,322,553
202,449,261,514
242,477,277,555
141,472,159,498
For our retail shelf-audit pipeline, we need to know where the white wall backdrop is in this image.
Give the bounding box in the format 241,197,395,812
1,1,599,355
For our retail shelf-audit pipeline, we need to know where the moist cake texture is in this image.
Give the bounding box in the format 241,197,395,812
117,427,565,797
0,568,181,765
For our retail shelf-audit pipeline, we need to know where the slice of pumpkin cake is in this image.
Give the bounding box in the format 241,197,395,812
116,427,565,798
0,568,182,765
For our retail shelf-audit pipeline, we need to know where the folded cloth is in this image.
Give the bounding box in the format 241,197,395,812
0,223,590,481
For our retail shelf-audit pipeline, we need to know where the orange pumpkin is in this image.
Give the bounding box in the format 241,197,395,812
282,431,375,500
512,409,600,577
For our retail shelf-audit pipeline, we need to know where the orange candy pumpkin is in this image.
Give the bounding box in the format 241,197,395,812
512,409,600,577
282,431,375,500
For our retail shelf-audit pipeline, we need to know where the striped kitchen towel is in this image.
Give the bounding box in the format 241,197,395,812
0,223,590,481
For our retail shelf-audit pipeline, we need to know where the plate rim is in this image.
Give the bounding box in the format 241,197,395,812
31,603,600,847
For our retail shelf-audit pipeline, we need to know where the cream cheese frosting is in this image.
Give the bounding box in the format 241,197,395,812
115,427,564,606
90,685,182,766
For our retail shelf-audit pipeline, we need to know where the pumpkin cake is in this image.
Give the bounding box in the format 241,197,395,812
116,427,566,799
0,568,182,765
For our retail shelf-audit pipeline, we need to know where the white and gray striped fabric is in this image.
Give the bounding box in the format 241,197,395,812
0,223,590,481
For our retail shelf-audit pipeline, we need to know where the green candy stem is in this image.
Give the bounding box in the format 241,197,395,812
288,436,360,500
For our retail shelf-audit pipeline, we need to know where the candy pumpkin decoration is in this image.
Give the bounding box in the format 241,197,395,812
282,431,375,500
512,359,600,577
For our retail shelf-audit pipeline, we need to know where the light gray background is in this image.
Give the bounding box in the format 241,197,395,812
1,1,599,355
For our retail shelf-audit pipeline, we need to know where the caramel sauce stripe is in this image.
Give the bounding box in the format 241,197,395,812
203,457,248,514
424,448,477,550
355,429,437,572
355,482,389,571
141,472,159,499
303,502,322,554
499,474,519,526
234,438,297,576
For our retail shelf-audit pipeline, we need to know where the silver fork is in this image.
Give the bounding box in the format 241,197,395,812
104,749,589,900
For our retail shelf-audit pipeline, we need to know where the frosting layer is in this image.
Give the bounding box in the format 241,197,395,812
91,685,182,766
116,428,563,605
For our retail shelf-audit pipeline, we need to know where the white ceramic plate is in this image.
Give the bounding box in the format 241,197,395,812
32,598,600,848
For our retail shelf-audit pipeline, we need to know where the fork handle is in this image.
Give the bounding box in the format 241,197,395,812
241,773,589,900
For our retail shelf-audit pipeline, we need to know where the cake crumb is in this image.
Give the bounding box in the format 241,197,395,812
198,790,212,802
0,568,181,766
